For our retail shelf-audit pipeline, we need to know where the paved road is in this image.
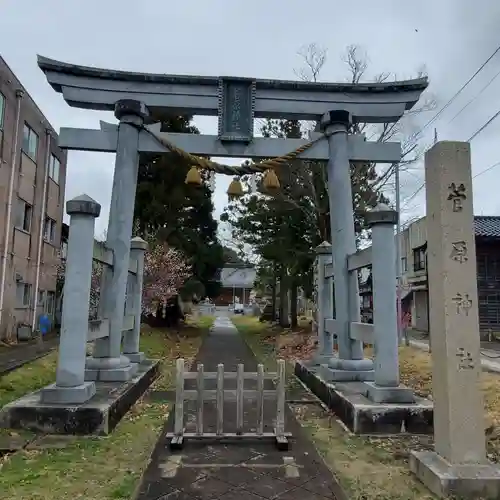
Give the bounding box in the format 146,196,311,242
136,316,343,500
0,336,58,376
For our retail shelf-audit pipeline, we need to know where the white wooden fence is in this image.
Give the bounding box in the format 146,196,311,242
167,358,290,450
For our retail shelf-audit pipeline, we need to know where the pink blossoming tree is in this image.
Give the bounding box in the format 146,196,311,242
56,240,190,319
142,241,191,314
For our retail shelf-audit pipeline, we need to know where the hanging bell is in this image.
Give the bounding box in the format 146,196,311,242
227,177,244,201
185,166,203,186
263,169,280,191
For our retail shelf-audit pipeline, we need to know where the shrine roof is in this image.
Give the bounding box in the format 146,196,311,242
474,216,500,238
37,55,428,95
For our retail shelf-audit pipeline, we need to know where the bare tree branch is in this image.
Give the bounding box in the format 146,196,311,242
294,43,328,83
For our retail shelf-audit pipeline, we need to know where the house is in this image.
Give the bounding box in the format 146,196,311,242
0,56,67,340
216,265,256,306
358,216,500,336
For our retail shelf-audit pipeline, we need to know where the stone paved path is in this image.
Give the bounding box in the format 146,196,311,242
135,316,344,500
0,336,58,376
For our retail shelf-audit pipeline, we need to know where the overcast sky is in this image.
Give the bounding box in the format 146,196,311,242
2,0,500,238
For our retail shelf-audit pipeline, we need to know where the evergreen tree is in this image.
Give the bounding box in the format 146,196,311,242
134,117,224,300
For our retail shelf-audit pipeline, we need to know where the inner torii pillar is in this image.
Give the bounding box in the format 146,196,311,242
321,110,373,377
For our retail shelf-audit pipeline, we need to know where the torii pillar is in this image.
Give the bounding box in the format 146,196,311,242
321,110,373,377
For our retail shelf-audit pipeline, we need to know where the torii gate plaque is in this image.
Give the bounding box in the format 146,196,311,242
218,77,255,143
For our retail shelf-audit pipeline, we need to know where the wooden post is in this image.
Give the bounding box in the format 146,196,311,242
216,363,224,436
276,359,285,437
174,358,185,437
236,363,244,435
196,363,204,436
257,364,265,435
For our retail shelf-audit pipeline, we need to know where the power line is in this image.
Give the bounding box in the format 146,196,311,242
402,183,425,208
473,160,500,179
401,159,500,212
411,43,500,142
467,107,500,142
400,44,500,208
446,66,500,125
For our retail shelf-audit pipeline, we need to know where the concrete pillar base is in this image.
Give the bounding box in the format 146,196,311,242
40,381,96,405
363,381,415,404
85,363,138,382
85,355,131,370
328,356,374,371
310,353,334,366
410,450,500,499
124,352,145,363
319,364,374,382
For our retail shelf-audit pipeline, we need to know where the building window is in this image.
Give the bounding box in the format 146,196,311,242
413,246,426,272
38,289,45,307
0,92,5,130
44,216,56,243
362,295,371,309
16,199,32,233
16,283,31,308
22,123,38,161
49,154,60,184
46,291,56,314
401,257,408,273
61,240,68,260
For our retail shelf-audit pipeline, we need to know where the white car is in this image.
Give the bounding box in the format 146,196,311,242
233,303,245,315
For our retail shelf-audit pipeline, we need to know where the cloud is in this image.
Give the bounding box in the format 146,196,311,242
2,0,500,237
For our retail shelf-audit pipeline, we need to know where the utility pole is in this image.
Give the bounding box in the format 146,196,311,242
395,162,403,344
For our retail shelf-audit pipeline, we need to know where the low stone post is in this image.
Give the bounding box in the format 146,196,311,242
363,204,413,403
410,141,500,499
41,195,100,404
123,237,148,363
312,242,334,364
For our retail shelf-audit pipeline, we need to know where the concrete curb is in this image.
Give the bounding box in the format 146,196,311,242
409,339,500,375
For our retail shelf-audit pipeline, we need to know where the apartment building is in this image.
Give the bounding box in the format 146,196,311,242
357,215,500,336
399,215,500,335
0,56,67,341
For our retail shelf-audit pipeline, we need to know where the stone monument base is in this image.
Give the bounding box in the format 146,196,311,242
295,360,433,434
410,450,500,499
0,360,159,435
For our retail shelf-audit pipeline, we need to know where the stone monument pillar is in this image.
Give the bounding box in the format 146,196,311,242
410,141,500,499
321,109,373,377
122,237,148,363
41,195,100,404
87,99,149,382
312,242,334,365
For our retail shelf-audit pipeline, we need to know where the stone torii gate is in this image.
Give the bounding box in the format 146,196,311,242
38,56,427,383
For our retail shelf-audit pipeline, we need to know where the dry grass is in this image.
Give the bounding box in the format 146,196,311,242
396,346,500,462
235,317,500,499
292,403,435,500
0,320,209,500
